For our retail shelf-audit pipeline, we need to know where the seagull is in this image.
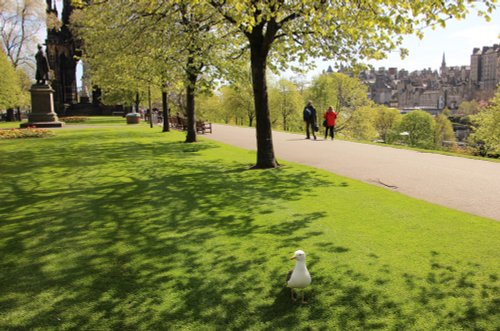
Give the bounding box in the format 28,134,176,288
286,249,311,304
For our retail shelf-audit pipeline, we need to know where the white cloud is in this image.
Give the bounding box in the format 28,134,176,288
451,25,500,47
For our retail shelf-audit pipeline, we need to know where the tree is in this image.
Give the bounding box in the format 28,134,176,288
399,110,435,148
270,78,302,131
228,72,255,126
71,5,164,108
217,86,237,124
469,88,500,157
74,0,236,142
196,92,222,123
308,73,371,133
434,113,456,148
208,0,496,168
457,100,481,116
374,106,402,143
0,49,22,111
0,0,45,71
343,105,378,141
221,85,250,125
307,74,333,113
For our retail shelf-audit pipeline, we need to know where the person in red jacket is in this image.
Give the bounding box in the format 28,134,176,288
323,106,337,140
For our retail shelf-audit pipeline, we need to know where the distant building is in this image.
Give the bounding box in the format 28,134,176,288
470,44,500,99
333,44,500,112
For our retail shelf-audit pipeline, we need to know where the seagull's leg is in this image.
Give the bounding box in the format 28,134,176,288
291,288,296,301
301,291,307,304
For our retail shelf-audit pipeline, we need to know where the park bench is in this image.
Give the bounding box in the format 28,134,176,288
168,116,184,130
169,117,211,134
196,120,212,134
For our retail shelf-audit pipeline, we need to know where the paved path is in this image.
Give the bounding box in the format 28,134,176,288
204,124,500,221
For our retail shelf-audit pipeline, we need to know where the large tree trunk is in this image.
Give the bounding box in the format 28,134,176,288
6,108,15,122
135,91,140,114
249,37,278,168
162,90,170,132
185,56,197,143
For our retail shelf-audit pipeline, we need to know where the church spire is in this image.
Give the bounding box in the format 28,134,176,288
440,52,447,76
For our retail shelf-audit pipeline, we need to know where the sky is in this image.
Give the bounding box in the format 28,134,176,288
298,8,500,80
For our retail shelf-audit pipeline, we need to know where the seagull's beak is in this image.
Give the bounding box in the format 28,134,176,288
290,255,297,260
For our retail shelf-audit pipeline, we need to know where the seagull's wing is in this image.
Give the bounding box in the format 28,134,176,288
286,269,293,283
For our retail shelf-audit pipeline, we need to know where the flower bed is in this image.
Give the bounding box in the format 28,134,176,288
0,127,54,139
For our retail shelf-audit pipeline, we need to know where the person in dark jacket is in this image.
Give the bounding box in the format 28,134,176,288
323,105,337,140
303,101,317,140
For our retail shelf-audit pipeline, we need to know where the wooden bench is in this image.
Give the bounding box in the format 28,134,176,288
196,121,212,134
169,117,211,133
168,116,185,130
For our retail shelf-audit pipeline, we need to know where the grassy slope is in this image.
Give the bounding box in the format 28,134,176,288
0,126,498,330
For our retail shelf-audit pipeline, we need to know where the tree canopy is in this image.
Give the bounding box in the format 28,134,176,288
0,49,22,110
308,73,370,132
0,0,45,71
469,88,500,157
434,113,456,148
73,0,241,142
374,106,402,143
269,78,302,131
400,110,435,148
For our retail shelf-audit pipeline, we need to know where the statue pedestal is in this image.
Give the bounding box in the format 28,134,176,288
21,84,64,128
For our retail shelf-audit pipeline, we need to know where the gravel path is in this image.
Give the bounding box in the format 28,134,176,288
204,124,500,221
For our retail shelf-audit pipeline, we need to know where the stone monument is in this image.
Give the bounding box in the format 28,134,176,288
21,45,64,128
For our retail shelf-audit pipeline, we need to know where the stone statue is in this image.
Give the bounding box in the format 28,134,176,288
35,44,49,85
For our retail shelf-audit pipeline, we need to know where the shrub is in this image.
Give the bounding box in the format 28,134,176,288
0,127,54,139
60,116,90,123
434,113,456,149
468,88,500,157
374,106,402,143
399,110,435,148
343,105,378,141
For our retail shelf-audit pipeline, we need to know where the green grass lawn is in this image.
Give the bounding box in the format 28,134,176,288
0,122,20,129
0,116,135,129
0,125,498,330
60,116,134,126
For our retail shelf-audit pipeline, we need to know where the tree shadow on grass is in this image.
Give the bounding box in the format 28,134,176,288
257,249,499,330
402,251,499,330
0,134,340,329
2,132,496,329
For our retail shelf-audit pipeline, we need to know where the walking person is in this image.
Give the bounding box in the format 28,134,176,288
303,101,317,140
323,105,337,140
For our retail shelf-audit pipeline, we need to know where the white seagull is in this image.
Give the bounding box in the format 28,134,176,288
286,249,312,303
